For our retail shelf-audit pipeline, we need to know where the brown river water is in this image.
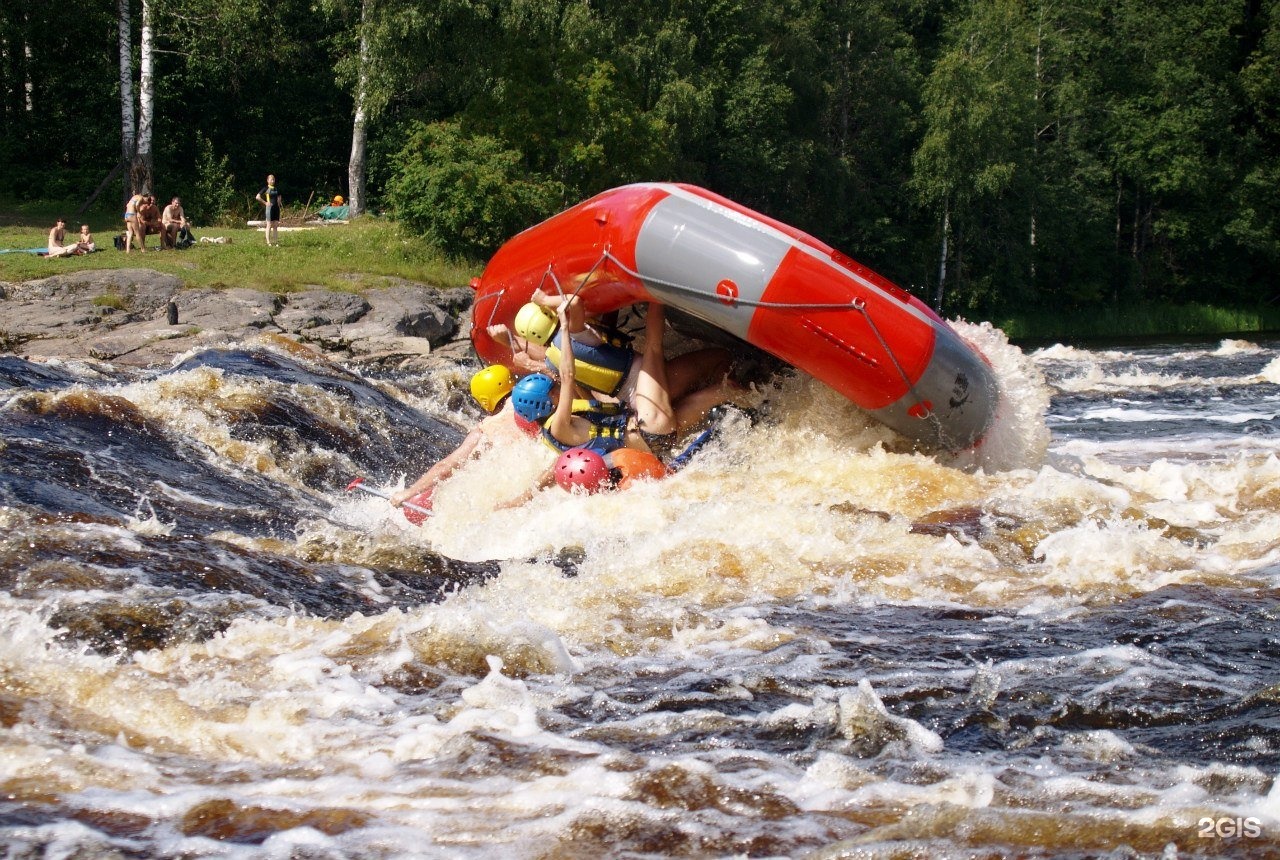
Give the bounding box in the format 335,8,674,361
1,323,1279,858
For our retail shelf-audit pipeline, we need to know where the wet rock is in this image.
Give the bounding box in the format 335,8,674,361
305,283,460,348
176,287,282,331
272,288,370,332
1,270,477,372
1,269,181,340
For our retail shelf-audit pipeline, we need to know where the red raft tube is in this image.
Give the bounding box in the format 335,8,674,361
470,183,999,452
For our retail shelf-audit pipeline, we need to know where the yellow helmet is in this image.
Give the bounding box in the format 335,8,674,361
333,195,344,205
469,365,514,412
513,302,558,345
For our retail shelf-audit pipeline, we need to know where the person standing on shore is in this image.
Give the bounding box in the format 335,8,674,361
124,191,145,253
255,174,282,246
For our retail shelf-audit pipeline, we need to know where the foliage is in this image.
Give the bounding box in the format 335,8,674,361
188,133,239,227
385,120,563,258
997,301,1280,343
0,0,1276,329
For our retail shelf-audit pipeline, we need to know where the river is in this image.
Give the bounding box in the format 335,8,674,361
1,324,1278,859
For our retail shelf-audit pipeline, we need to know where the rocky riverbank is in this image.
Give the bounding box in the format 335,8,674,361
0,269,476,372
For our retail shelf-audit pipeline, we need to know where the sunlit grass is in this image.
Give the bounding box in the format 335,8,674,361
0,201,478,294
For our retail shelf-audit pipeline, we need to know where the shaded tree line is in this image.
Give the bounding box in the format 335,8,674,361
1,0,1276,317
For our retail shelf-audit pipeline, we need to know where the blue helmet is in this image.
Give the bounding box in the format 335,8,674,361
511,373,555,424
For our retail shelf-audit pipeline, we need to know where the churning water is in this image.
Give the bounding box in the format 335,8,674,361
1,325,1278,859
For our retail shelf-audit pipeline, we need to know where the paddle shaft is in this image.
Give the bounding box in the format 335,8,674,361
346,478,432,518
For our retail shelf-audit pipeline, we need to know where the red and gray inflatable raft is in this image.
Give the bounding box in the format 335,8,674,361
470,182,999,452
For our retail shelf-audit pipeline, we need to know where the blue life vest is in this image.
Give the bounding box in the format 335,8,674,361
541,399,630,455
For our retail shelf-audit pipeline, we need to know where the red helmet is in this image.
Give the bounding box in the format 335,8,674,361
554,447,611,493
512,411,541,436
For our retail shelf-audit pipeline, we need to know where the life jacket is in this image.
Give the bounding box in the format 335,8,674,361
541,399,630,455
544,325,634,397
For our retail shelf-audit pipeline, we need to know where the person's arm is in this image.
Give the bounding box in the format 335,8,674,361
532,288,589,334
487,323,547,375
388,424,485,506
545,304,579,443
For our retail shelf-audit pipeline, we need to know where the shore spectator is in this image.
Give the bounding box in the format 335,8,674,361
162,197,187,250
255,174,282,246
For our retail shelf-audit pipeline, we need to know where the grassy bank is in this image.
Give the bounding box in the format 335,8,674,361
0,203,475,294
3,199,1276,344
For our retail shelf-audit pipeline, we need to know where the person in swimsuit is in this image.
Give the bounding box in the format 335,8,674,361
44,219,80,257
124,192,145,253
161,197,187,250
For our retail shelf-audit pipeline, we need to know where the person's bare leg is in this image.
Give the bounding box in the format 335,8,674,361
665,347,731,401
672,377,742,430
629,304,677,435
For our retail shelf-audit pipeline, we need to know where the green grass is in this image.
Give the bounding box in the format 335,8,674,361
0,199,478,294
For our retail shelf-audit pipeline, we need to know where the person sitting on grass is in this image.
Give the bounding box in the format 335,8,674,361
44,219,81,258
138,196,164,246
161,197,187,250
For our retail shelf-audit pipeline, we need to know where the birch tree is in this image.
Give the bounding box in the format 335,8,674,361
134,0,155,194
117,0,135,200
117,0,155,197
911,0,1034,312
346,1,371,218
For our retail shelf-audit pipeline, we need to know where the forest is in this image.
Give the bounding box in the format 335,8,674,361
1,0,1276,319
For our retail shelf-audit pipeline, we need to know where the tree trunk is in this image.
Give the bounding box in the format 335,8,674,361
1113,175,1123,304
346,0,371,218
348,103,367,218
134,0,155,194
933,201,951,312
118,0,135,201
1031,15,1041,285
23,27,34,112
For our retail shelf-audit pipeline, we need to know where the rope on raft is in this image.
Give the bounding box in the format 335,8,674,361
598,250,954,448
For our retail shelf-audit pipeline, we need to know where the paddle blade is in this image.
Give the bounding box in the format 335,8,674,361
401,488,435,525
